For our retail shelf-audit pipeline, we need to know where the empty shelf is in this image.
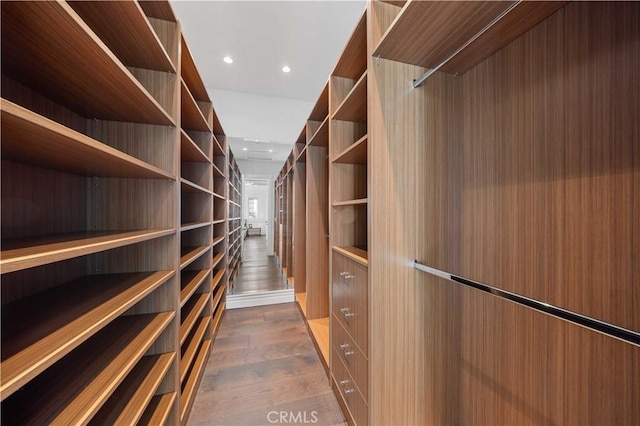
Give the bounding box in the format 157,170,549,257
333,245,369,266
1,99,174,180
138,392,177,425
211,300,226,337
333,12,367,79
333,71,367,122
180,177,212,194
180,246,209,270
0,229,173,275
181,36,209,103
308,116,329,147
180,317,210,383
1,271,173,400
180,269,210,308
89,352,175,425
212,236,226,249
1,2,174,125
309,83,329,122
332,135,368,164
180,339,211,424
1,312,174,425
332,198,368,207
68,1,175,73
296,292,307,318
181,79,211,133
180,221,211,232
212,284,225,313
212,268,226,289
180,292,210,346
180,129,210,163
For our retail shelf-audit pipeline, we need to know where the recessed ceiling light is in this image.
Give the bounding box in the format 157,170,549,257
243,147,248,151
269,149,273,152
223,56,233,64
282,65,291,73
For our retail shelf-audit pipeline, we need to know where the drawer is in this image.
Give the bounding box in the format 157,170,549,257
332,346,368,426
332,314,368,400
332,252,368,352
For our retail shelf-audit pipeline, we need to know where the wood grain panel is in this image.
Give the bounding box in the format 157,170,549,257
1,1,174,126
1,161,86,241
286,172,294,278
68,1,175,73
332,135,368,165
129,67,177,122
333,72,367,123
139,1,177,23
148,17,180,69
331,164,367,203
332,347,368,426
458,1,640,331
332,252,368,353
294,162,307,294
309,82,330,121
333,12,368,79
373,1,514,68
306,146,330,320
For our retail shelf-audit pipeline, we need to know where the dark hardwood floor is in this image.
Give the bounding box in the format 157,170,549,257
232,236,289,295
188,303,346,425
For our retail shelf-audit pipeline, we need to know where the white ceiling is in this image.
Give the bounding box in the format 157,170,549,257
170,0,366,164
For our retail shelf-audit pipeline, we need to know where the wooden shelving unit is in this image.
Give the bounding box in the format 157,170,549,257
226,148,243,292
0,2,227,424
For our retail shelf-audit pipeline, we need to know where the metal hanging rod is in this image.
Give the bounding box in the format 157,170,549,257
413,0,523,89
413,260,639,346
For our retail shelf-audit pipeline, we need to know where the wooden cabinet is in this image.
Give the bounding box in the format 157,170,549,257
1,2,228,423
227,149,242,291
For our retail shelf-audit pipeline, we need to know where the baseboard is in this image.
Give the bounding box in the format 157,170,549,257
226,288,295,309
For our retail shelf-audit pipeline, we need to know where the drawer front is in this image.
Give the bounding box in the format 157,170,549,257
332,252,368,352
332,347,368,426
332,314,368,400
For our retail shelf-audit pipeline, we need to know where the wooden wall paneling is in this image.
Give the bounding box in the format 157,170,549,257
330,76,357,117
1,76,88,134
1,161,87,241
180,192,212,226
331,164,367,203
368,1,441,423
147,17,180,68
139,1,177,23
181,162,212,192
458,1,640,331
330,120,367,159
88,121,177,176
185,129,212,158
331,206,368,250
333,12,368,80
294,161,307,293
307,120,322,140
306,146,330,320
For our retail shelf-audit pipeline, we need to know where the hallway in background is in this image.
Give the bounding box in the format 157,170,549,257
232,236,288,295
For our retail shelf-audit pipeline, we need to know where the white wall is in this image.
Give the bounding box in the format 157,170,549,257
237,159,282,179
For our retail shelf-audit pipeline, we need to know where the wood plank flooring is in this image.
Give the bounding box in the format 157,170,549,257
233,236,288,295
188,303,346,425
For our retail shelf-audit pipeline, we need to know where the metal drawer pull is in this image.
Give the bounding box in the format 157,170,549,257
340,343,354,357
340,307,355,318
340,379,354,394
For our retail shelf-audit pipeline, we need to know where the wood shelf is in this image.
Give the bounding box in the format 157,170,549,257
213,192,226,200
211,300,226,337
180,317,210,383
213,162,225,178
180,177,212,195
213,134,225,156
332,134,368,164
180,269,210,308
212,252,225,270
296,292,307,318
180,221,211,232
309,83,329,122
180,246,209,270
332,198,368,207
333,71,367,122
229,200,241,208
180,293,210,346
0,271,173,400
373,1,566,74
139,392,176,425
333,12,367,79
181,79,211,133
308,116,330,147
212,236,226,249
138,1,176,22
180,129,210,163
308,317,330,366
333,245,368,266
213,219,226,225
180,339,211,424
181,36,209,103
1,99,174,180
89,352,175,425
212,283,225,312
68,1,175,73
0,229,173,275
1,2,174,126
212,268,226,288
1,312,173,425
